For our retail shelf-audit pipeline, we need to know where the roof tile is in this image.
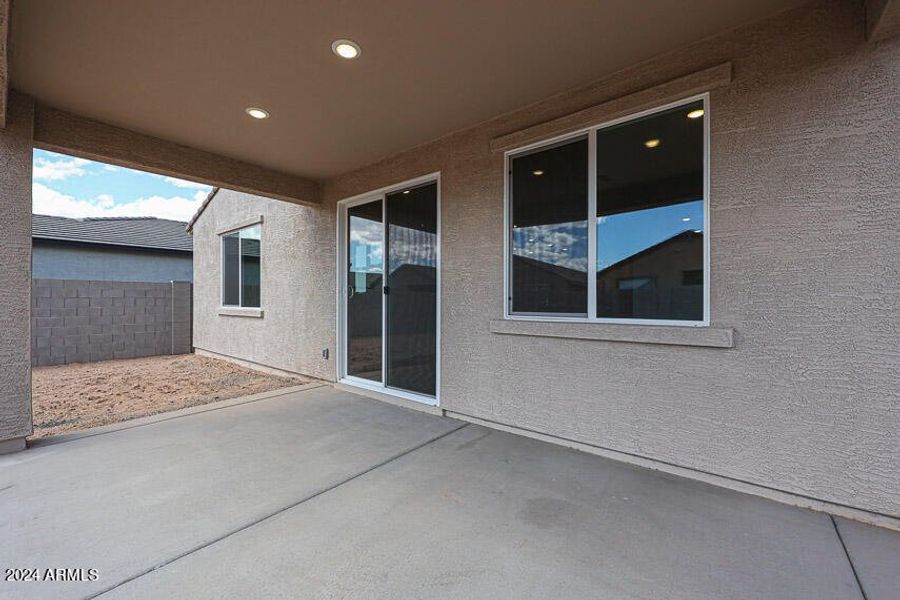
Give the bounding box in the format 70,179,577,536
32,214,192,252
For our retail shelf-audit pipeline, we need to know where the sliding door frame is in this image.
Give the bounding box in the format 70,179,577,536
336,172,441,407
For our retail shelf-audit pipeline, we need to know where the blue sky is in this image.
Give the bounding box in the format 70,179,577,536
32,149,212,222
512,199,703,271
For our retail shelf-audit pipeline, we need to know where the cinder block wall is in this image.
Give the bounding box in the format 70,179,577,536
31,279,192,366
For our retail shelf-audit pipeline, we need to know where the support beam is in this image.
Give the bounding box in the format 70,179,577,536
32,103,321,205
0,90,33,451
0,0,9,128
867,0,900,41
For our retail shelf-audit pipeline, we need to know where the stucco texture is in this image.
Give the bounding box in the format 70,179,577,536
192,189,333,381
0,94,34,442
194,0,899,517
0,92,34,442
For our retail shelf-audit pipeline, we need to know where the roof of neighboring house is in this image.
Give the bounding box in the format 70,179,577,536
32,214,193,253
598,229,701,276
185,187,220,233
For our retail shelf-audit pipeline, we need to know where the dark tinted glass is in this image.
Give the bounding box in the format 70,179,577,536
596,100,704,320
385,183,437,396
222,232,240,306
347,201,383,382
240,225,261,308
510,137,588,314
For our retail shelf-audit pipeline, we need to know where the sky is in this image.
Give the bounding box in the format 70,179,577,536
32,149,212,222
512,199,703,272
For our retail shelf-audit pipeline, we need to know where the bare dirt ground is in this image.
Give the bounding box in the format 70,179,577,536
30,354,310,439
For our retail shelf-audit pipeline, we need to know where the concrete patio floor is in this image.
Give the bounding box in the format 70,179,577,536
1,385,897,600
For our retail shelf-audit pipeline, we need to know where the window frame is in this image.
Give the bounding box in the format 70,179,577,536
219,221,262,309
503,93,710,327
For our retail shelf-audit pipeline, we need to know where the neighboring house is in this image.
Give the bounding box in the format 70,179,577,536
30,215,193,366
32,215,193,282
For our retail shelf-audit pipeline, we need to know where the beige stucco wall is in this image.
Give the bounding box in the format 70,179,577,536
192,189,333,381
194,0,900,517
0,93,34,448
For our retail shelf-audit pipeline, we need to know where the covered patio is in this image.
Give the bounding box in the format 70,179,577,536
1,385,896,599
2,1,900,597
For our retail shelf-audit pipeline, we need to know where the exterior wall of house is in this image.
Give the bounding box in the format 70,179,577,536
32,241,193,282
0,92,34,451
323,0,900,517
193,0,900,517
191,189,333,381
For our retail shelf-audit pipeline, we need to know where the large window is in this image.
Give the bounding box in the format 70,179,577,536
508,96,708,324
221,224,261,308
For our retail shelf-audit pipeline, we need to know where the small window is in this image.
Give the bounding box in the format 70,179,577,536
221,224,261,308
618,277,655,291
507,96,708,324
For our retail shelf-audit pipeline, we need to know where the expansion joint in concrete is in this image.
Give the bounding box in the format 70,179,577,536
86,422,469,598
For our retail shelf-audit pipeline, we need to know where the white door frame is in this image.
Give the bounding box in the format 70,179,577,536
335,172,441,407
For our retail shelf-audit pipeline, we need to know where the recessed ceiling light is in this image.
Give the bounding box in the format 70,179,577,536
682,217,691,222
332,39,361,59
402,190,410,194
245,107,269,120
644,138,661,149
687,109,705,119
532,170,544,176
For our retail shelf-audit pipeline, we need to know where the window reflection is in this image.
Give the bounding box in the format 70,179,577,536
596,100,704,320
347,201,383,382
240,225,261,308
511,137,588,314
385,183,438,396
222,232,240,306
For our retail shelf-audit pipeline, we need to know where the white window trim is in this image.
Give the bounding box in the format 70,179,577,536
218,307,264,318
334,172,442,407
216,215,263,236
219,221,263,310
502,93,711,328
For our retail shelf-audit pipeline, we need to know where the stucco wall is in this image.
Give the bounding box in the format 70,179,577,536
191,189,333,380
325,0,899,517
0,93,34,446
194,0,900,517
32,242,193,282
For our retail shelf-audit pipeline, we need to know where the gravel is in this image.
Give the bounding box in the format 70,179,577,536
30,354,309,439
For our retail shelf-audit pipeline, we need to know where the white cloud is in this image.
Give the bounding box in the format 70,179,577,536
513,222,588,272
33,183,204,222
163,176,211,191
33,156,91,181
96,194,115,209
102,165,120,172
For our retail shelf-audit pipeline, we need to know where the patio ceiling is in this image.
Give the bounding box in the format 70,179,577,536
7,0,810,182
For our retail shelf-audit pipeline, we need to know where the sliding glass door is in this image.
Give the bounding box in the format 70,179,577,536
346,201,384,382
342,180,438,401
385,184,438,396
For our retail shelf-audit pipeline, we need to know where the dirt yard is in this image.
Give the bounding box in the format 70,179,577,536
30,354,310,439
